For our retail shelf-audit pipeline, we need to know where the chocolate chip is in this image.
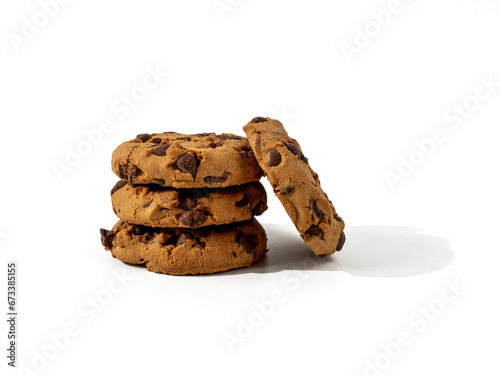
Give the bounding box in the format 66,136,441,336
197,132,215,137
137,133,152,142
100,229,115,248
219,133,241,140
154,179,165,186
176,154,197,177
267,149,281,167
163,131,177,134
311,200,325,219
117,163,127,180
240,147,255,159
178,137,191,141
251,117,267,123
152,231,175,246
143,202,151,208
236,194,251,207
252,201,266,216
305,225,323,239
204,173,228,184
334,214,343,223
176,233,193,247
280,185,294,194
215,140,224,147
286,143,303,158
237,234,257,254
111,180,127,195
152,144,170,156
178,211,206,227
336,232,346,251
186,197,198,209
178,196,197,210
140,233,154,244
132,225,148,236
127,166,140,184
151,137,162,143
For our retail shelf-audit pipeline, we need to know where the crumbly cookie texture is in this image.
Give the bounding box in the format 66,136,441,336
111,132,263,188
243,117,345,256
100,219,268,275
111,181,267,228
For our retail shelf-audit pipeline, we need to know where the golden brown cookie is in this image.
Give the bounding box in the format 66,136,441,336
111,132,263,188
110,180,267,228
243,117,345,256
100,219,268,275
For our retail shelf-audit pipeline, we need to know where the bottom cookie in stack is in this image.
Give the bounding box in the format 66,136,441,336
100,219,267,276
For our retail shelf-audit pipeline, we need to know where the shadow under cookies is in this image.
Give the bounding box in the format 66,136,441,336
226,224,454,278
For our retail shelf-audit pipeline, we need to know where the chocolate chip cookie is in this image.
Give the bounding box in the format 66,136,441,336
111,180,267,228
111,132,263,188
100,219,268,275
243,117,345,256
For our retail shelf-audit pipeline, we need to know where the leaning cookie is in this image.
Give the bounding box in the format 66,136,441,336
243,117,345,256
111,132,263,188
100,219,268,275
111,180,267,228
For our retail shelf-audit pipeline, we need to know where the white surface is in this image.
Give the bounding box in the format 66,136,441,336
1,1,499,374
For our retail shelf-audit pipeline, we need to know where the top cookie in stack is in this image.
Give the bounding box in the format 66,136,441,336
101,132,269,275
111,132,263,188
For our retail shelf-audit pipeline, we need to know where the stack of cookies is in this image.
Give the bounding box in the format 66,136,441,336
101,117,347,276
100,132,269,275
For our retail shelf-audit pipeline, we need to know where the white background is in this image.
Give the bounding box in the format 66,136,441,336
1,1,499,374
